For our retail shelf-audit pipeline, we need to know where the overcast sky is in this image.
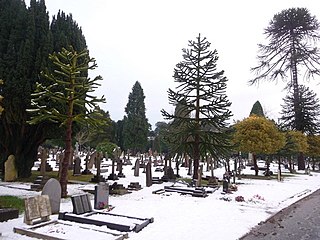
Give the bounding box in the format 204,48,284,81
45,0,320,128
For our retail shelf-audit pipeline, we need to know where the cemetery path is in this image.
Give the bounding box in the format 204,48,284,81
239,188,320,240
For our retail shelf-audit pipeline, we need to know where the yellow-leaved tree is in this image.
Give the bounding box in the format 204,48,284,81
280,130,308,173
233,115,286,176
306,135,320,170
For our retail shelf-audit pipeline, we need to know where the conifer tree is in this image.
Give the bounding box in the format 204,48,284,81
123,81,149,154
0,1,89,177
280,85,320,135
161,34,232,179
0,0,52,177
249,101,265,117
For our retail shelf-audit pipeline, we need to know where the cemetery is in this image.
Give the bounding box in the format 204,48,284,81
0,148,320,239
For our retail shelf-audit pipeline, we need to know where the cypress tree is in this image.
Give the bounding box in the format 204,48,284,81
249,101,265,117
0,1,89,177
123,81,150,154
0,0,52,177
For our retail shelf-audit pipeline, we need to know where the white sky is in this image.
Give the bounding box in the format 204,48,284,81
45,0,320,128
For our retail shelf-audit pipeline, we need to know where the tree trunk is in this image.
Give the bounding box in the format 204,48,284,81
193,136,200,180
253,153,258,176
297,152,305,170
60,120,72,198
278,156,282,181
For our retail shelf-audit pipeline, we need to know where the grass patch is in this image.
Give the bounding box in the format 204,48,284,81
240,174,275,180
176,177,210,186
18,170,94,183
0,196,25,213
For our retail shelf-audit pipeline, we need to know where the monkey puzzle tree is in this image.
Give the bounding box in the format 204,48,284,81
161,34,232,180
250,8,320,170
28,47,106,197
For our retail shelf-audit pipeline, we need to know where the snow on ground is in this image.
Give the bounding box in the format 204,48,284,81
1,158,320,240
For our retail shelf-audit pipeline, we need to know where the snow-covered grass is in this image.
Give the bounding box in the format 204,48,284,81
1,158,319,240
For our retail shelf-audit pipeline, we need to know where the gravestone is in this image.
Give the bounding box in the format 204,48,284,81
41,178,61,214
88,151,97,169
4,155,17,182
24,195,51,225
91,153,106,182
94,182,109,210
73,156,81,176
146,161,152,187
71,194,92,215
117,159,125,178
134,159,140,177
107,157,119,180
82,153,92,174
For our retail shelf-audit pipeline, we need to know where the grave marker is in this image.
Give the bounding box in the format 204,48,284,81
94,182,109,210
146,161,152,187
134,159,140,176
4,155,17,182
73,156,81,176
41,178,61,214
71,194,92,214
24,195,51,225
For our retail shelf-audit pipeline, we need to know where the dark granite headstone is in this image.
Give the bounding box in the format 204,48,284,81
73,156,81,176
146,161,152,187
81,194,92,213
134,159,140,177
41,178,61,214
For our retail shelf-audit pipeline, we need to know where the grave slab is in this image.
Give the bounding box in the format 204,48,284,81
14,220,128,240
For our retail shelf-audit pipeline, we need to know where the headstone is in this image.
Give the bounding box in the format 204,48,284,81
94,182,109,209
39,147,48,175
24,195,51,225
41,178,61,214
82,153,92,174
75,142,79,156
167,166,175,180
88,151,97,169
71,194,92,214
73,156,81,176
107,152,119,180
117,159,125,178
134,159,140,176
146,161,152,187
4,155,17,182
